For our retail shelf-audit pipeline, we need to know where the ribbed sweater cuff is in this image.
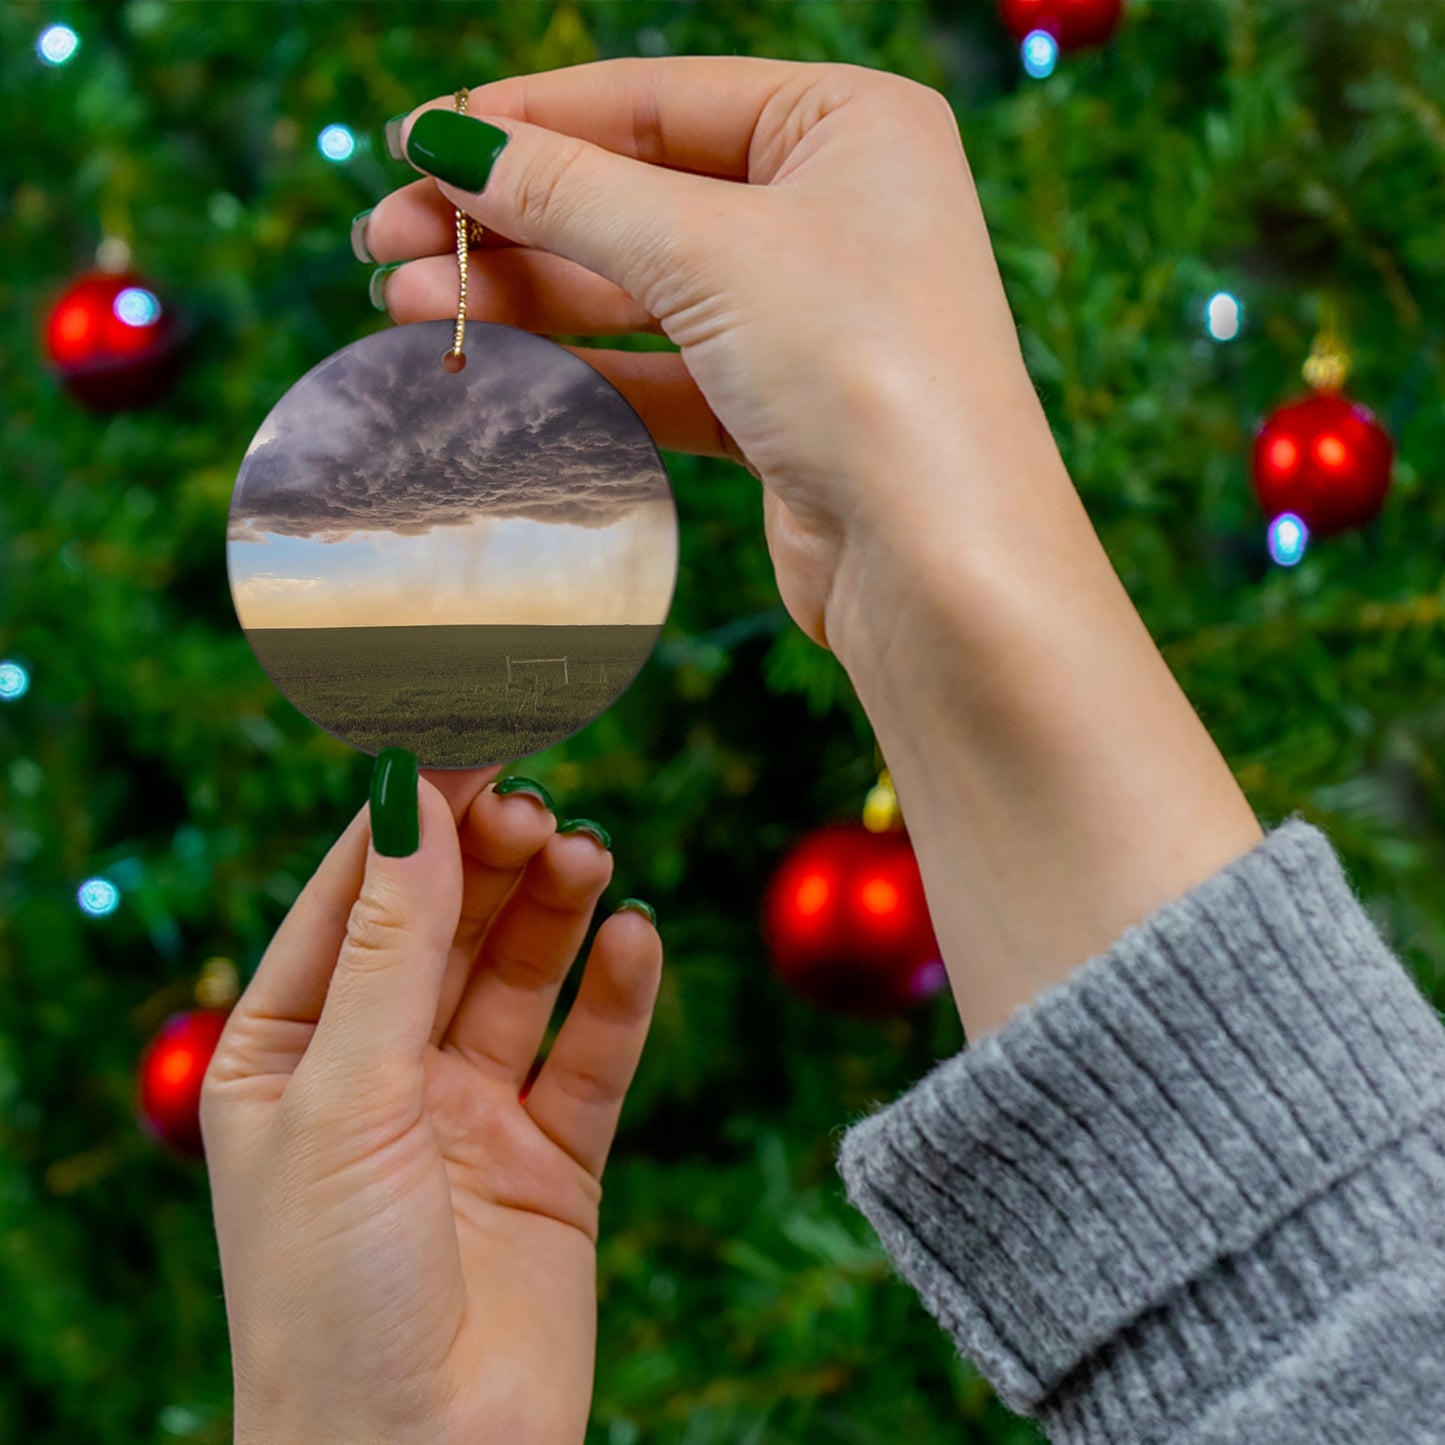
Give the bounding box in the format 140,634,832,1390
835,818,1445,1431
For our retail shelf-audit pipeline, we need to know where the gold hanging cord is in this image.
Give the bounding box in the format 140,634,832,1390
441,88,484,372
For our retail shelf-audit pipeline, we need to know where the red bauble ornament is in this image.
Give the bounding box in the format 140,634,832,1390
1251,391,1394,537
763,821,945,1018
44,269,182,410
998,0,1125,49
137,1009,230,1158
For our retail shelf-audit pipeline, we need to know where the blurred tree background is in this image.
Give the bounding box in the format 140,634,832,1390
2,1,1443,1442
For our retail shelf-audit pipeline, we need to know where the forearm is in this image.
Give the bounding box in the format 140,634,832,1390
825,383,1262,1040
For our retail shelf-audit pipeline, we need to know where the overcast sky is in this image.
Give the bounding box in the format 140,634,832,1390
227,321,676,628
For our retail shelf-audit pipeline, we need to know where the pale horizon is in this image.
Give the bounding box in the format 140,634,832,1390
230,502,677,630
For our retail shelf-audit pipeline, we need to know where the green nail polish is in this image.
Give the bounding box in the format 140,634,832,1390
558,818,612,851
493,775,556,812
370,747,419,857
384,113,409,162
405,110,510,192
350,208,375,264
617,897,656,926
368,261,404,311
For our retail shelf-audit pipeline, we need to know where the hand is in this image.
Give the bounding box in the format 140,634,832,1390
361,56,1056,655
201,766,662,1445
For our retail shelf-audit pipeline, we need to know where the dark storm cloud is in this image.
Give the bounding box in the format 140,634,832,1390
229,323,667,542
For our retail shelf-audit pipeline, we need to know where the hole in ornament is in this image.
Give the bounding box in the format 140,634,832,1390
441,350,467,373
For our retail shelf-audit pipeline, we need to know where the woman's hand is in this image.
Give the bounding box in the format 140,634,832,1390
362,59,1263,1042
202,764,662,1445
361,56,1060,657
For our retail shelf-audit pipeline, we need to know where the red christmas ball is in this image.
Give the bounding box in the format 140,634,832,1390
44,269,182,410
998,0,1125,49
137,1009,230,1158
762,822,946,1018
1251,391,1394,537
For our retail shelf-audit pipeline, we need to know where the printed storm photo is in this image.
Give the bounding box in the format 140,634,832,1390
227,320,678,766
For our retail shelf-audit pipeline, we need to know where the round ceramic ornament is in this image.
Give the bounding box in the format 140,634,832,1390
230,88,676,769
227,315,678,768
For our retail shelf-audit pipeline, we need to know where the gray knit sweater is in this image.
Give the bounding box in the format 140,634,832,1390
835,818,1445,1443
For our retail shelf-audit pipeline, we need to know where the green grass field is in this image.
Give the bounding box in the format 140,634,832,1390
245,623,660,766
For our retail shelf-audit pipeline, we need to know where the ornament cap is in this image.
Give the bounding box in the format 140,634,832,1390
1303,298,1351,392
863,767,903,832
1302,335,1350,392
195,956,240,1010
95,236,133,273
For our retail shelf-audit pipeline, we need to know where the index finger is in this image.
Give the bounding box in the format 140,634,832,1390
409,54,809,181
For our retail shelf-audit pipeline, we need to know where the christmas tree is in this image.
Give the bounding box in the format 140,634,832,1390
2,3,1442,1442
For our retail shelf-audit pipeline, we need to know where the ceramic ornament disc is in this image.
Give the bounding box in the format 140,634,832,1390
228,320,678,768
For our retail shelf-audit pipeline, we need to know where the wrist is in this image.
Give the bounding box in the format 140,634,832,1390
822,346,1079,652
825,415,1262,1039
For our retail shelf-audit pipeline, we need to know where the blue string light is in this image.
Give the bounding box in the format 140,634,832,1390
318,124,357,162
37,24,79,66
78,878,121,917
1022,30,1059,79
0,660,29,701
114,287,162,327
1268,512,1309,567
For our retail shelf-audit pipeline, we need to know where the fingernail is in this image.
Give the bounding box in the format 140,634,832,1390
493,775,556,813
558,818,611,851
384,113,409,162
368,261,404,311
370,747,419,857
616,897,656,926
350,208,375,264
405,110,510,192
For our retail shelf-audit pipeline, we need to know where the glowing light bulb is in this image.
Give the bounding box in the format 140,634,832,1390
1316,434,1347,468
114,287,161,327
1022,30,1059,79
78,877,121,917
0,661,29,701
1267,512,1308,567
1205,291,1242,341
318,124,356,162
38,24,79,66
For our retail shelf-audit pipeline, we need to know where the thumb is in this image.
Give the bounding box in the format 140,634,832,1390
397,105,740,314
303,749,463,1091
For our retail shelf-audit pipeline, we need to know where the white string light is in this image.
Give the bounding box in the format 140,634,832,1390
1267,512,1309,567
0,660,30,700
1022,30,1059,79
318,124,356,162
78,878,121,917
37,24,79,66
